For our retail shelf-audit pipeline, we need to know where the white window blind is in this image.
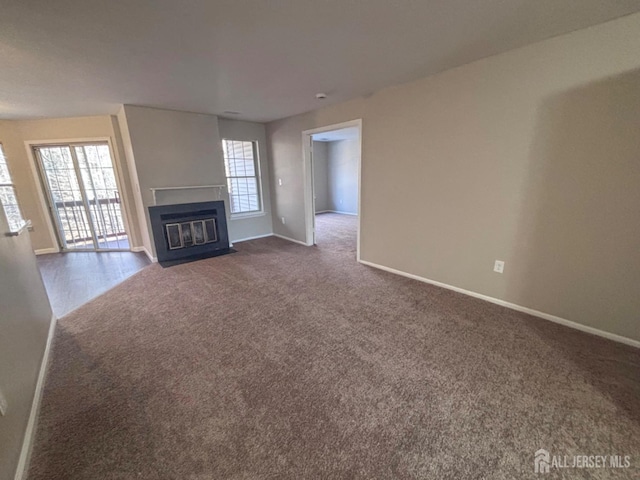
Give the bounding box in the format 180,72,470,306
0,144,27,233
222,140,262,215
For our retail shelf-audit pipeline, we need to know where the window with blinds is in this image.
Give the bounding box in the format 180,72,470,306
222,140,262,215
0,144,27,233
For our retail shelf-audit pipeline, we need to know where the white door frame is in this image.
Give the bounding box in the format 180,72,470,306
24,137,135,253
301,119,362,261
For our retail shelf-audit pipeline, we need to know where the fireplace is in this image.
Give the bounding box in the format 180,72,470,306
148,201,233,266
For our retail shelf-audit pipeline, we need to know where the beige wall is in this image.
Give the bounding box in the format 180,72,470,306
266,13,640,342
0,210,52,478
312,141,329,213
0,116,142,251
218,118,274,242
313,139,359,214
327,139,359,215
116,107,153,255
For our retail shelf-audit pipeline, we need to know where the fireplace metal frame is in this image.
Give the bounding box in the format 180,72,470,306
148,201,230,264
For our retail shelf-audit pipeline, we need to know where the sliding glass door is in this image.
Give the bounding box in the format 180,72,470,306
34,143,129,251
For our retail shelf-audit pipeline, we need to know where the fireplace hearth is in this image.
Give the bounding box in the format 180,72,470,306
148,201,233,266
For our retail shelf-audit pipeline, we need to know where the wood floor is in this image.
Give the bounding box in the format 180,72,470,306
37,251,150,317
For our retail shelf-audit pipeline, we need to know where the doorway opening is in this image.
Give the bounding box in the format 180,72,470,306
33,142,130,251
302,120,362,259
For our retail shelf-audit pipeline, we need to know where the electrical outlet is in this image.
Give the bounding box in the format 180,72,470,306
493,260,505,274
278,178,283,186
0,388,7,416
281,216,285,225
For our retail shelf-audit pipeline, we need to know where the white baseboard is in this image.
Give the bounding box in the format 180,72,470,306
34,247,58,256
232,233,274,243
358,259,640,349
14,314,57,480
273,233,309,246
131,246,157,263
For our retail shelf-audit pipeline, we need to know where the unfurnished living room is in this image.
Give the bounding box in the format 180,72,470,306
1,1,639,479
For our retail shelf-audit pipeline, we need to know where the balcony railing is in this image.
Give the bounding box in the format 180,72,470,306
54,196,127,248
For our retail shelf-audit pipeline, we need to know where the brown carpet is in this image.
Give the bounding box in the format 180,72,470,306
29,213,639,479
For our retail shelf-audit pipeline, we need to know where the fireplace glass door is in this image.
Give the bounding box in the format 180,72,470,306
166,219,217,250
34,143,129,251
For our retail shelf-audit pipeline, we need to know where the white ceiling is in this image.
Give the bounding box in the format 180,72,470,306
2,1,640,122
312,127,359,142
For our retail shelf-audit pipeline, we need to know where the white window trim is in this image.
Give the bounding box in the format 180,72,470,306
222,138,264,217
0,143,29,235
229,211,266,221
